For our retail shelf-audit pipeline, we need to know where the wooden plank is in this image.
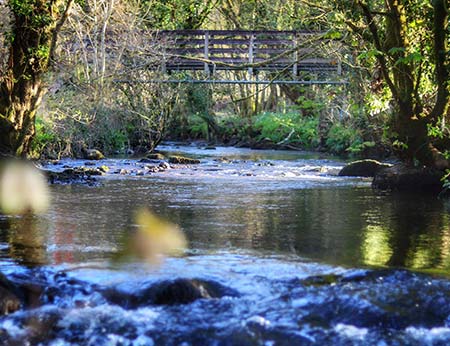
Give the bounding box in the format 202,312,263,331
209,39,250,45
149,30,342,76
165,56,336,63
116,79,348,85
159,30,315,35
209,47,251,54
166,48,315,57
253,40,293,46
248,34,254,76
164,58,337,66
204,31,209,74
170,39,208,46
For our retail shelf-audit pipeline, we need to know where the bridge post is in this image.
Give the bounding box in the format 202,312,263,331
248,33,255,77
204,31,210,76
161,35,167,74
292,33,298,79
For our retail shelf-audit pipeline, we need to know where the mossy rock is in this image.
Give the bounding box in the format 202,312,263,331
168,156,201,164
146,153,166,160
83,149,105,160
339,159,392,177
46,167,102,184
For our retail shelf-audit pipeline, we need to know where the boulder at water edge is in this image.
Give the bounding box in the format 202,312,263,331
339,159,392,177
372,164,444,192
83,149,105,160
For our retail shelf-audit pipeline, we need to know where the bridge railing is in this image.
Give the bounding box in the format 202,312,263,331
154,30,342,77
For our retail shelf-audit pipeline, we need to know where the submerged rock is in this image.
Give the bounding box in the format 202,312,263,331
168,156,201,164
103,278,239,308
372,164,444,192
339,159,392,177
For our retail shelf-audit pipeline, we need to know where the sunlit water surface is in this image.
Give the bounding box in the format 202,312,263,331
1,144,450,345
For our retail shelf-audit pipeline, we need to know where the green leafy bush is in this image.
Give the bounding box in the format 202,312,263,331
30,116,61,159
325,122,365,155
187,114,208,139
254,112,319,148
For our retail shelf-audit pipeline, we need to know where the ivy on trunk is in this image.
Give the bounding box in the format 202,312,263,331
0,0,72,158
334,0,449,168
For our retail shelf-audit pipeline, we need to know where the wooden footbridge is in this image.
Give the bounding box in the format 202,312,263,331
124,30,346,85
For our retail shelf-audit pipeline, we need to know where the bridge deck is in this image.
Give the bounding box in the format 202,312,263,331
154,30,342,77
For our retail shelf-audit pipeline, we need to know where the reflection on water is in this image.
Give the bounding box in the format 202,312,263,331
1,147,450,346
0,176,449,272
362,225,393,266
0,216,48,265
0,144,449,272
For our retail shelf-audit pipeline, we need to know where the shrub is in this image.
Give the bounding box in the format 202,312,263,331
325,122,375,155
254,112,319,148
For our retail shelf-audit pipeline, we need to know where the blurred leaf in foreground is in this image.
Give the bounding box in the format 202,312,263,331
0,161,50,215
113,208,187,265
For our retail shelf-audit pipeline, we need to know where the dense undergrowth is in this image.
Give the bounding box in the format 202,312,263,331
31,76,394,160
33,73,448,161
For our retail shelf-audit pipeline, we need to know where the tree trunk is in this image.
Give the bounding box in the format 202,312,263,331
357,0,448,168
0,0,72,158
0,87,41,158
394,102,433,166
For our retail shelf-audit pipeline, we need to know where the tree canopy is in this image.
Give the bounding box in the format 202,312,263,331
0,0,448,169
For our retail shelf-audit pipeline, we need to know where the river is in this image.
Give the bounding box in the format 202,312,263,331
1,144,450,345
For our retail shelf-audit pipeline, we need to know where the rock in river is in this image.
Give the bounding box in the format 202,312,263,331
146,153,166,160
83,149,105,160
168,156,200,164
46,167,102,185
102,278,239,308
372,164,444,192
0,273,21,315
339,159,392,177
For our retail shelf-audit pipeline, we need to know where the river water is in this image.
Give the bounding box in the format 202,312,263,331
1,144,450,345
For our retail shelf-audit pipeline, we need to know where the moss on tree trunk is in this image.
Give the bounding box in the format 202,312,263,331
0,0,72,158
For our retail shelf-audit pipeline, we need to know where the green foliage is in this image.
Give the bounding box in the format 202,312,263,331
294,96,325,116
218,115,251,139
30,116,59,158
254,112,319,148
186,114,208,139
141,0,216,29
428,123,447,140
8,0,34,16
441,170,450,196
325,122,365,155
